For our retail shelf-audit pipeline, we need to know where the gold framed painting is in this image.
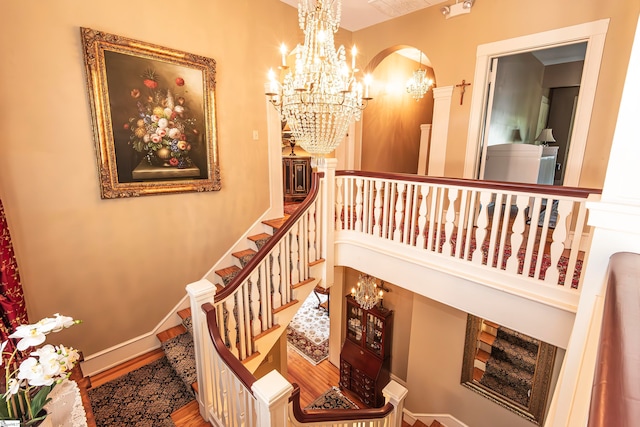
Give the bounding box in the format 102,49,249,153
460,315,557,425
81,27,221,198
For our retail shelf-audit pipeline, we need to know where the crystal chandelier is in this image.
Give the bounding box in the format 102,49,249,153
266,0,372,156
406,53,434,101
351,274,384,310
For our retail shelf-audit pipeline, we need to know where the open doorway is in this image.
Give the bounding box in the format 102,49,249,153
479,43,586,185
463,19,609,186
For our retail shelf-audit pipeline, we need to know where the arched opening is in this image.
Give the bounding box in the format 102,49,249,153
358,46,437,174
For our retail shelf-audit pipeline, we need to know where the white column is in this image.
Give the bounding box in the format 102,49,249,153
186,279,217,421
417,124,432,175
428,86,454,176
546,14,640,427
252,370,294,427
266,98,284,219
315,157,337,291
382,380,409,427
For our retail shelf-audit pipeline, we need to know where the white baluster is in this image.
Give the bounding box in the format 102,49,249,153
506,195,528,273
393,183,406,242
407,184,418,246
564,201,587,289
299,217,309,282
443,188,458,255
308,201,317,262
373,180,383,237
522,196,544,277
496,193,514,270
417,184,429,249
259,263,272,330
290,227,300,286
226,298,239,358
250,269,261,336
382,181,391,239
546,199,571,285
473,191,491,264
355,178,364,232
462,190,479,261
272,244,283,309
335,177,344,230
486,192,504,267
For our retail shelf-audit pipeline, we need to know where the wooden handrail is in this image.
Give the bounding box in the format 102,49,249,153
214,171,325,302
587,252,640,427
289,385,394,423
336,170,601,199
202,302,257,391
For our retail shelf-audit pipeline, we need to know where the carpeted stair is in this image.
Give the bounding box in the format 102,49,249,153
157,216,287,415
479,326,539,407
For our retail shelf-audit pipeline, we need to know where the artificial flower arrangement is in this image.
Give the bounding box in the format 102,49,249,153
125,68,201,169
0,314,81,426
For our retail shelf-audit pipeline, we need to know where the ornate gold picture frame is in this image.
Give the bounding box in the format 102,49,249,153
460,315,557,425
81,27,220,198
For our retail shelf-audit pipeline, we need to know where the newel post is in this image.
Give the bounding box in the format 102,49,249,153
252,370,294,426
383,380,409,427
186,279,216,421
315,157,337,289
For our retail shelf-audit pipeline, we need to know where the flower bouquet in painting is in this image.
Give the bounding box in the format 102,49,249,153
126,69,200,169
0,314,81,426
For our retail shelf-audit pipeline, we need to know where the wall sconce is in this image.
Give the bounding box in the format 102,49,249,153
441,0,474,19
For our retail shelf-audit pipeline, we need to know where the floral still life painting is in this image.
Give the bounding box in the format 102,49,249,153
81,27,220,198
0,314,81,426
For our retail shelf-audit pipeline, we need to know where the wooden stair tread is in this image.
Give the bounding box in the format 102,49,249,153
177,308,191,320
232,248,257,258
473,366,484,382
475,348,490,363
430,421,444,427
484,320,500,328
248,232,271,242
215,265,241,276
263,217,287,229
479,331,496,346
157,324,187,343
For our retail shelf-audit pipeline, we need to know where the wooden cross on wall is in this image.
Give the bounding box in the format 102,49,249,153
456,79,471,105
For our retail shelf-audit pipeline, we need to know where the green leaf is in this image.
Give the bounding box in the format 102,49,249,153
28,385,53,419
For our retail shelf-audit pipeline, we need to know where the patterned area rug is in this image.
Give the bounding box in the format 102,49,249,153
161,331,197,391
287,291,329,365
306,386,359,410
88,356,193,427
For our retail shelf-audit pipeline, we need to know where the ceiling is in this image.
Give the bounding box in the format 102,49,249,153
279,0,448,31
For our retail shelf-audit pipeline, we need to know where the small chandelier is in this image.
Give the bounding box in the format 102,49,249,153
406,53,434,101
266,0,372,156
351,274,385,310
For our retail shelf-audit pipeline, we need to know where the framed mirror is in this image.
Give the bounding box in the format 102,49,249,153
460,315,557,425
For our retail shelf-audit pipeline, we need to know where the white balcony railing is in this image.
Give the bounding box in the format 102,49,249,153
335,171,599,310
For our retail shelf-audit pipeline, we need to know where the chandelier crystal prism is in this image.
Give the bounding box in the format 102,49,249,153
266,0,372,155
352,274,384,310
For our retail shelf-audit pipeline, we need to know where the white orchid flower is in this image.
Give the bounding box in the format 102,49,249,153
56,345,80,371
10,325,46,351
3,378,21,400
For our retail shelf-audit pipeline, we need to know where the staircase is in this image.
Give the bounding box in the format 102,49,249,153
155,209,321,424
474,321,540,408
402,420,443,427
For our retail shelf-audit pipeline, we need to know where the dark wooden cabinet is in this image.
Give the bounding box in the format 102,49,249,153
283,156,311,202
339,295,393,408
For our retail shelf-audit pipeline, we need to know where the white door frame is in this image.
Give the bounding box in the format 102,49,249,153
463,19,609,186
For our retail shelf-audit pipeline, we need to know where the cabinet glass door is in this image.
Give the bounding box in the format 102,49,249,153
365,312,384,357
346,301,363,345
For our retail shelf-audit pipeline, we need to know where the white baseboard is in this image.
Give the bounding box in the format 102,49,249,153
403,408,469,427
81,295,191,377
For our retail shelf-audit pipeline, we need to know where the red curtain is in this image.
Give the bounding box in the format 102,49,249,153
0,199,28,343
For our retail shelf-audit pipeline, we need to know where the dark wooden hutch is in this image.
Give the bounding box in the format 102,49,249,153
339,295,393,408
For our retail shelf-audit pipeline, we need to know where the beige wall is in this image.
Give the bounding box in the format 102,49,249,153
354,0,639,187
362,53,434,173
0,0,308,356
406,294,544,427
